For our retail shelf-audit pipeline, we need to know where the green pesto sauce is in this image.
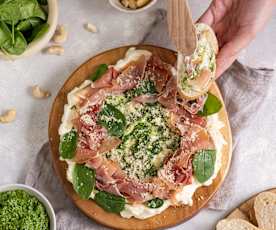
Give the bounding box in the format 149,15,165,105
103,92,180,181
0,190,50,230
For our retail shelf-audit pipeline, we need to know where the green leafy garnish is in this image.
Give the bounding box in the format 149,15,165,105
146,198,164,208
94,191,126,213
198,92,222,116
192,149,216,183
98,104,126,137
59,130,77,159
89,64,108,81
73,164,95,199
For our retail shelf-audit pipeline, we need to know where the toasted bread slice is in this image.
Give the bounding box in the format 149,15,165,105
177,23,218,100
216,218,261,230
254,192,276,230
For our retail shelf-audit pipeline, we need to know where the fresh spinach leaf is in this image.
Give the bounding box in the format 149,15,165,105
73,164,95,200
2,30,27,55
0,21,11,46
198,92,222,116
16,17,43,31
0,0,47,22
98,104,126,137
37,0,47,5
59,129,77,159
90,64,108,81
94,191,126,213
192,149,216,183
146,198,164,208
27,22,49,42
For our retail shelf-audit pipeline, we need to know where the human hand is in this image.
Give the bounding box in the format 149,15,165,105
198,0,276,78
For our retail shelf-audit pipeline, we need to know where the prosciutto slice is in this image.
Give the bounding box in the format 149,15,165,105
145,55,173,93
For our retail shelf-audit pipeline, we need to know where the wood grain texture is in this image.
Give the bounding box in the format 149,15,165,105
48,45,232,230
227,189,276,226
167,0,197,55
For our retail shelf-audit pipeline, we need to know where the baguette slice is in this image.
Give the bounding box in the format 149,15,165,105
177,23,218,99
228,209,249,221
254,192,276,230
216,218,261,230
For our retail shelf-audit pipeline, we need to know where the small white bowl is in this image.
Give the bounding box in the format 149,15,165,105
0,184,56,230
0,0,58,60
109,0,157,13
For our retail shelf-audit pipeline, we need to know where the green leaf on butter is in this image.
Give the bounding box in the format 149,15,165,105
94,191,125,213
90,64,108,81
59,129,77,159
73,164,95,200
198,92,222,116
146,198,164,209
192,149,216,183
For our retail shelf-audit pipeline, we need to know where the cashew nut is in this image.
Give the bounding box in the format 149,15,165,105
44,45,64,56
84,23,97,33
32,85,51,99
52,25,68,44
0,109,16,124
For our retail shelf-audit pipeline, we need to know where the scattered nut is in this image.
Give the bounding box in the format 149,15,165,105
52,25,68,44
44,45,64,56
84,23,97,33
32,85,51,99
0,109,16,124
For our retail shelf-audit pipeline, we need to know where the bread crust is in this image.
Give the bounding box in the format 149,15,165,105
254,192,276,230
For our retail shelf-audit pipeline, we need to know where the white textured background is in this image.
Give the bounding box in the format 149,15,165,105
0,0,276,229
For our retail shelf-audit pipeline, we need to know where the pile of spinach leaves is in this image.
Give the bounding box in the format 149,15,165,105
0,0,49,55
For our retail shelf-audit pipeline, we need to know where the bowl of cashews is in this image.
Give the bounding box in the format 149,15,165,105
109,0,157,13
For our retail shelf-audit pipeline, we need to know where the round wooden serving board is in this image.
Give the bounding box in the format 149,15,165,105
49,45,232,230
226,188,276,226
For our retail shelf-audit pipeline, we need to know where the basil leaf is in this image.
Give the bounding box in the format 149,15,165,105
146,198,164,208
90,64,108,81
16,17,43,32
192,149,216,183
59,130,77,159
0,0,47,21
98,104,126,137
198,92,222,116
27,22,49,42
2,31,27,55
73,164,95,200
94,191,125,213
0,21,11,46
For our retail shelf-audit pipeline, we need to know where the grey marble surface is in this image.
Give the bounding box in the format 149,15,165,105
0,0,276,229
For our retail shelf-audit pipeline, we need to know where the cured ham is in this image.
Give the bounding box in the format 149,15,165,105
145,55,172,93
64,49,219,204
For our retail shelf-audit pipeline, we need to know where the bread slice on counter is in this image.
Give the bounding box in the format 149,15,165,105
216,218,261,230
254,192,276,230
